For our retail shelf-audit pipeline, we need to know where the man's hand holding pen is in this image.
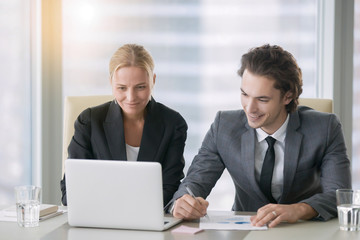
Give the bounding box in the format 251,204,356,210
172,186,209,220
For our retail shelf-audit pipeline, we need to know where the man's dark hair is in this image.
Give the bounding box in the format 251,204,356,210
237,44,303,113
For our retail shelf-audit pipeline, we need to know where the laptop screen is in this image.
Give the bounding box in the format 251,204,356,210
65,159,169,230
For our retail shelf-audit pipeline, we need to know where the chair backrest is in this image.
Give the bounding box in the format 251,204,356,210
298,98,333,113
62,95,113,176
62,96,332,175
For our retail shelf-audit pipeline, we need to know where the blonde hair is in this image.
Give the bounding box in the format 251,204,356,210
109,44,155,88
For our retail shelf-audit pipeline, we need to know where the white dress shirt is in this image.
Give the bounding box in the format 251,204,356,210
255,114,289,202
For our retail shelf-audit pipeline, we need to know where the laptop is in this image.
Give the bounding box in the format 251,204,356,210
65,159,182,231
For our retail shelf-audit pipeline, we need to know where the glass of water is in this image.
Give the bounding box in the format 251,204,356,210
336,189,360,231
14,185,41,227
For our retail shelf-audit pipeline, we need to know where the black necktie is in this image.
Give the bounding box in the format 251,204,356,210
259,136,276,203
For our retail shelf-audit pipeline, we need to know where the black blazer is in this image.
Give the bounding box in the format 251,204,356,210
60,97,187,206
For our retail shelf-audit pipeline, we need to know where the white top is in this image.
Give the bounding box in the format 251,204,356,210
126,144,140,161
254,114,289,202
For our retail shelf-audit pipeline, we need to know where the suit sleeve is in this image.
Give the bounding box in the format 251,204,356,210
161,113,187,206
169,111,226,204
60,108,94,206
300,114,351,220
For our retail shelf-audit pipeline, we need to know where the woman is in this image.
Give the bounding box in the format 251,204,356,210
60,44,187,207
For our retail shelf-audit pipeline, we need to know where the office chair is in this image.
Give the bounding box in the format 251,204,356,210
298,98,333,113
61,96,332,175
62,95,113,176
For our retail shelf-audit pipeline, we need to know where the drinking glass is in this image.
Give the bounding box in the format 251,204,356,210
336,189,360,231
14,185,41,227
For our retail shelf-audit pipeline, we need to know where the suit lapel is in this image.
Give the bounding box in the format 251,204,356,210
240,123,269,202
138,98,164,161
280,111,303,202
103,101,127,160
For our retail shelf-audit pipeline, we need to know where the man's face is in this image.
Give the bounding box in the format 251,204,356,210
240,69,291,135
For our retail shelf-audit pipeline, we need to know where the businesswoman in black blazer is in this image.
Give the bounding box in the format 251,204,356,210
60,44,187,207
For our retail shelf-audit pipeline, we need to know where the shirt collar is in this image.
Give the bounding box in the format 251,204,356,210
256,114,289,143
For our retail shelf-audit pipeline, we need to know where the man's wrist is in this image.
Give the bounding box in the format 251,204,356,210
297,203,318,220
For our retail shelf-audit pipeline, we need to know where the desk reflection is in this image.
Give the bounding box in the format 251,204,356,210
41,222,250,240
68,226,166,240
41,223,168,240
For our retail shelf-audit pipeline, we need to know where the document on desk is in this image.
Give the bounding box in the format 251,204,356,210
200,215,267,230
0,205,66,222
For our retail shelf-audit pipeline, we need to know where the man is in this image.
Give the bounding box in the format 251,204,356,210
170,44,351,228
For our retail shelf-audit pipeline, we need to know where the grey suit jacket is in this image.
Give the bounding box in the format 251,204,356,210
171,106,351,221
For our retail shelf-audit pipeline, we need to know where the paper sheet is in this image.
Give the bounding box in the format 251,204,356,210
171,225,204,234
200,215,267,230
0,207,17,222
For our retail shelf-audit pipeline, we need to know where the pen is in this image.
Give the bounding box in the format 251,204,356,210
185,186,209,219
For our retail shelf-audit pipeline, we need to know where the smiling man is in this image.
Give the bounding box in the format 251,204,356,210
169,44,351,227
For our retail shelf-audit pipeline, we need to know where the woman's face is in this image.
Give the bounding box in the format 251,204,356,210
111,66,154,118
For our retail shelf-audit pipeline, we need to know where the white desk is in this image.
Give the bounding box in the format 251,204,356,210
1,208,360,240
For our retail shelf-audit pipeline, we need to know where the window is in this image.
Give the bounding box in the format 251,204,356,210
0,0,32,205
62,0,318,210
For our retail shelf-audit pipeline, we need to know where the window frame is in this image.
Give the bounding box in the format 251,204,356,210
37,0,354,204
317,0,354,161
